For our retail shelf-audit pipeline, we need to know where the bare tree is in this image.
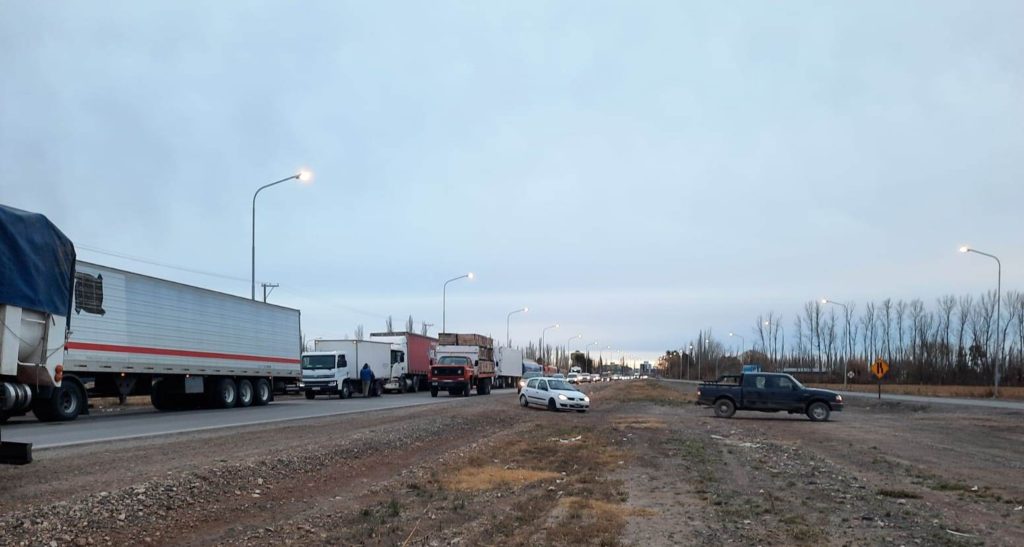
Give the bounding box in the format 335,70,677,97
354,324,365,341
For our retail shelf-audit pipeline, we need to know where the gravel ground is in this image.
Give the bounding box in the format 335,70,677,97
2,381,1023,546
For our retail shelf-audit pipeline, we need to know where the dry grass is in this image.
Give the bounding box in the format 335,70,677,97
443,466,560,492
600,381,694,406
611,416,667,430
811,383,1024,401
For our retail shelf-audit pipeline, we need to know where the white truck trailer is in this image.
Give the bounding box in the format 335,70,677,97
300,339,394,398
0,205,303,427
494,347,524,389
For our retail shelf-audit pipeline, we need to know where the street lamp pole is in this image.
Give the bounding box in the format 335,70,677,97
506,307,528,347
442,272,474,333
251,170,312,300
960,246,1002,397
586,341,598,374
540,324,559,363
728,333,746,363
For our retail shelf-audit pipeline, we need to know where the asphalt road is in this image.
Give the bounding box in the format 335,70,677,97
0,390,513,449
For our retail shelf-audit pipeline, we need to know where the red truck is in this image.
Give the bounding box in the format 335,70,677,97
429,333,495,397
369,331,438,393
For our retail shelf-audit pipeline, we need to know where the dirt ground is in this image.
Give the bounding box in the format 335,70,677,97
2,381,1023,546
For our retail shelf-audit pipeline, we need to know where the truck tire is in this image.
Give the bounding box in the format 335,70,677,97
305,390,316,400
151,379,173,411
713,398,736,419
410,377,419,393
340,382,352,399
807,401,830,422
430,387,438,398
210,378,237,409
237,379,254,407
253,379,272,406
33,383,84,422
462,384,471,397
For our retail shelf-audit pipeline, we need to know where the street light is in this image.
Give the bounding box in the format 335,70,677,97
728,332,746,361
960,245,1003,397
251,169,313,300
442,272,474,333
822,299,852,388
586,341,598,373
506,307,528,347
540,324,560,362
567,334,582,351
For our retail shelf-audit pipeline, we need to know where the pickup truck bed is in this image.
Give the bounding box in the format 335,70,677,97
696,373,843,421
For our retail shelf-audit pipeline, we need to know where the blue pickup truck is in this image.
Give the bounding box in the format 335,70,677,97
696,372,844,421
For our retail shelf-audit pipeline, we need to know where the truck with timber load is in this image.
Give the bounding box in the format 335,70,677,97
369,331,437,393
429,333,495,397
0,204,303,426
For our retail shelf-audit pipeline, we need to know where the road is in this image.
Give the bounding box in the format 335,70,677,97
1,390,512,449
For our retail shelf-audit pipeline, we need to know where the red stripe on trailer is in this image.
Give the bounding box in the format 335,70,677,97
65,341,299,364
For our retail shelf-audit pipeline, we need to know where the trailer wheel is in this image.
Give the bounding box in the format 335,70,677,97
253,379,272,406
340,382,352,399
237,379,254,407
151,379,173,411
33,383,84,422
210,378,238,409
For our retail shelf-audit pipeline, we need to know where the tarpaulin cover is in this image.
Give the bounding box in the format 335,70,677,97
0,204,76,317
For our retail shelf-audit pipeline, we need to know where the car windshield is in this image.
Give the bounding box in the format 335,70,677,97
301,355,335,370
547,379,576,391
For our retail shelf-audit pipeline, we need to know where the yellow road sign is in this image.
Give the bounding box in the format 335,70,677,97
870,358,889,379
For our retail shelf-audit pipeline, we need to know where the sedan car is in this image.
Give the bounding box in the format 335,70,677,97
519,377,590,412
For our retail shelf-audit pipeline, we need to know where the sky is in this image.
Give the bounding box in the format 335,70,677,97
2,1,1023,364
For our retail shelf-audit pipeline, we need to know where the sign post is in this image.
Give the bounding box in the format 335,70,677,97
870,357,889,400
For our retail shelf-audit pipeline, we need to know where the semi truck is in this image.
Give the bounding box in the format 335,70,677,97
0,204,303,425
429,333,495,397
300,339,393,398
494,346,524,389
369,331,437,393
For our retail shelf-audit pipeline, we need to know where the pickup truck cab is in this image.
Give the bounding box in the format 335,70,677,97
696,373,843,421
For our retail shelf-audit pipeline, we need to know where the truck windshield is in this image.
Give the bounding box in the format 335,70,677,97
301,355,336,370
438,356,471,366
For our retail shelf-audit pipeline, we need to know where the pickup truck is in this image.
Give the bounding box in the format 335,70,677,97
696,373,843,421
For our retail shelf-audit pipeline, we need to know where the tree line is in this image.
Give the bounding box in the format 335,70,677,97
658,290,1024,386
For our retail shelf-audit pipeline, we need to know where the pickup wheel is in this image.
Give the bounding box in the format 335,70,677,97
713,398,736,418
807,401,831,422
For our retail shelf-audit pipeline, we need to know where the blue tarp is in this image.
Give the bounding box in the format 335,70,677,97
0,204,76,317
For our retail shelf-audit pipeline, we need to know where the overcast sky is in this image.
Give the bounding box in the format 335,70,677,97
3,1,1023,363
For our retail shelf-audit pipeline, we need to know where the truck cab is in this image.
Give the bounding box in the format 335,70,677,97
300,351,352,398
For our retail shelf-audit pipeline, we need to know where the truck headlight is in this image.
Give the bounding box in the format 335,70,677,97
298,382,305,387
329,381,337,386
558,394,568,401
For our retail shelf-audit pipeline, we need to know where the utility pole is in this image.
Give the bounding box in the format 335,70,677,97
261,283,279,303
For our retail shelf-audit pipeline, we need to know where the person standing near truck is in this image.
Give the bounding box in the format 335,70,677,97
361,363,373,396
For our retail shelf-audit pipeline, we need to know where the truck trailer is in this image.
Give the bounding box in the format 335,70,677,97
429,333,495,397
369,331,437,393
494,347,524,389
300,339,394,398
0,205,303,424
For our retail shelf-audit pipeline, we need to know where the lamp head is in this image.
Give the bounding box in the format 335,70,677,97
297,169,313,183
523,307,529,313
820,299,829,304
959,246,970,253
467,272,475,280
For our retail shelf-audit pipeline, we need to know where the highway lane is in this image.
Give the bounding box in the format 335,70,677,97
1,390,515,449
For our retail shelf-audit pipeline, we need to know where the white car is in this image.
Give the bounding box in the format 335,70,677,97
519,377,590,412
567,372,580,384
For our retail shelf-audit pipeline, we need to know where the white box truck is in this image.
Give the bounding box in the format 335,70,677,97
494,347,524,390
0,205,302,429
300,339,396,399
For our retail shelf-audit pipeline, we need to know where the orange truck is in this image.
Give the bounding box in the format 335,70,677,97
429,333,495,397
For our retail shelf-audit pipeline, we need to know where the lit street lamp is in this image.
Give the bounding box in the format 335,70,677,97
251,169,313,300
506,307,528,347
960,245,1003,397
728,332,746,362
540,324,559,362
442,272,474,333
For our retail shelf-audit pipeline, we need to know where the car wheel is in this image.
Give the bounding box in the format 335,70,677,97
807,401,830,422
713,398,736,418
547,398,557,412
520,394,529,407
576,410,586,413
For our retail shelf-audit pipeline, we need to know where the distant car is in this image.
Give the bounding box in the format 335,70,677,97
567,372,580,384
550,373,566,379
518,371,542,394
519,377,590,412
580,373,593,383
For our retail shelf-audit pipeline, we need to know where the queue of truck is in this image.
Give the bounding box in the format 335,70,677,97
0,205,531,437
